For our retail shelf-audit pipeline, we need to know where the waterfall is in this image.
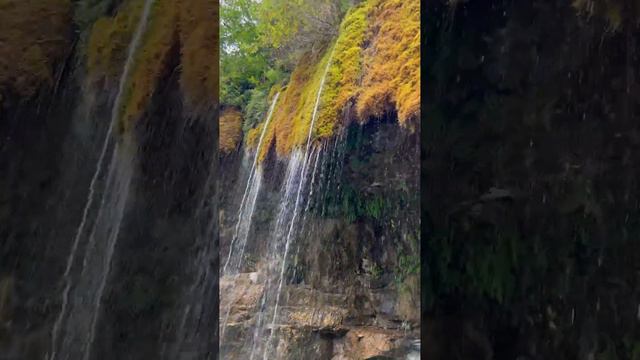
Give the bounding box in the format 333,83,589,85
169,153,218,360
248,149,308,360
288,146,323,289
223,92,280,275
48,103,114,360
219,93,281,341
62,141,134,360
219,45,342,360
49,1,155,359
406,340,421,360
261,46,336,360
219,167,263,338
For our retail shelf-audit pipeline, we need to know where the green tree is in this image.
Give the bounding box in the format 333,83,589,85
256,0,352,65
220,0,353,120
221,0,272,107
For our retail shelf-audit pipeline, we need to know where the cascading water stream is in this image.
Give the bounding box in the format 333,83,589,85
288,145,323,293
165,136,220,360
247,149,307,360
219,167,263,339
261,45,336,360
219,93,281,341
223,92,280,275
79,141,134,360
49,105,114,360
220,44,343,360
48,1,155,359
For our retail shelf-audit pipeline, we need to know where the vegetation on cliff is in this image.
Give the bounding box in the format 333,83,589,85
357,0,420,128
220,107,243,154
0,0,72,104
255,0,348,64
237,0,420,161
177,0,219,112
254,49,333,161
87,0,217,132
316,0,376,139
119,0,179,132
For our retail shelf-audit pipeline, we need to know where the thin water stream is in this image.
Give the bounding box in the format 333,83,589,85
48,0,155,358
219,93,281,341
261,45,336,360
220,44,350,360
223,92,280,275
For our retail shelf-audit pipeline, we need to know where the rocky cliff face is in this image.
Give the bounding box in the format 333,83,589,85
0,1,218,359
219,115,420,359
424,1,640,359
218,1,420,355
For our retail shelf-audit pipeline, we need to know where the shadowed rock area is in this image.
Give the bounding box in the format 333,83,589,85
424,0,640,359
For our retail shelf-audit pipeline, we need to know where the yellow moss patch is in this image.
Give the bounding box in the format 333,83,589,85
256,49,332,162
87,0,145,83
245,123,262,150
316,0,378,138
220,107,243,153
357,0,420,129
87,0,218,132
119,0,179,132
268,83,284,104
246,0,420,162
177,0,218,111
244,83,283,152
0,0,71,99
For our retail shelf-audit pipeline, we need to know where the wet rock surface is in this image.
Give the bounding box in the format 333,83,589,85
220,117,419,359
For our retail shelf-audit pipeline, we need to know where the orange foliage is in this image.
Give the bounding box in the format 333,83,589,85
220,107,243,153
177,0,219,112
357,0,420,129
0,0,71,100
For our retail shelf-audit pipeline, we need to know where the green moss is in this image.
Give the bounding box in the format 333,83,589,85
370,262,383,280
330,181,390,223
395,253,420,286
316,1,377,138
252,49,332,161
245,0,420,161
466,233,520,304
243,88,269,131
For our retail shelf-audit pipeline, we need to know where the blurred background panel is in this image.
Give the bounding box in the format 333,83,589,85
424,0,640,359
